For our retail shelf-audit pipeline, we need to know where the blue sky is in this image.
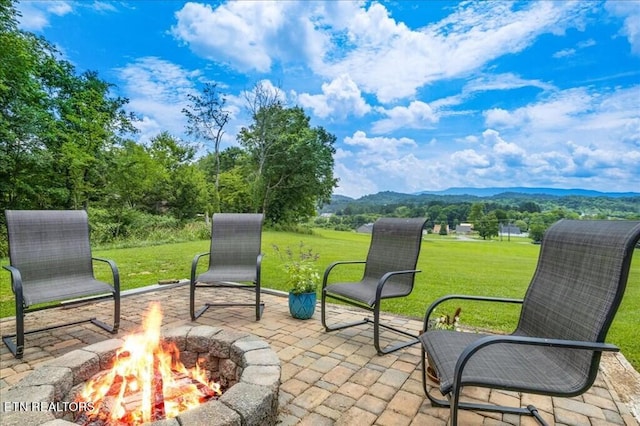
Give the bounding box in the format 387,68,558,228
17,1,640,198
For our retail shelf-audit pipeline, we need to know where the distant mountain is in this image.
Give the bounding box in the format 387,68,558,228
416,187,639,198
322,187,640,215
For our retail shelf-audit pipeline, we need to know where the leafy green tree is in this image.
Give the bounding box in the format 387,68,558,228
146,132,213,219
528,216,546,243
218,167,253,213
476,212,499,239
519,201,541,213
108,140,164,210
439,221,448,235
1,1,57,209
47,70,137,209
238,105,337,224
1,1,136,211
170,164,211,220
468,202,485,223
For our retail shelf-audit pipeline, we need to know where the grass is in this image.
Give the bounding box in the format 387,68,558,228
1,229,639,371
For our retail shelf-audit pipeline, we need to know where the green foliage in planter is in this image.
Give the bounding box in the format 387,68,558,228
273,242,320,295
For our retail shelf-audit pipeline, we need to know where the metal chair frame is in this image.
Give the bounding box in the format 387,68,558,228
3,210,119,359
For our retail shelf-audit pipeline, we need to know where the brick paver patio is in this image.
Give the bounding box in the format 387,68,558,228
1,283,639,425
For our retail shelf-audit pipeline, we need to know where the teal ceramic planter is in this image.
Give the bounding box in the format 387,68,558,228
288,292,316,320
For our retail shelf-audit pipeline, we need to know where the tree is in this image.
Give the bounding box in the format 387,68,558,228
439,221,448,235
468,202,485,225
238,105,337,224
49,70,137,209
147,132,213,219
183,83,230,195
476,212,499,240
528,216,546,243
1,1,57,209
108,140,164,210
0,1,136,211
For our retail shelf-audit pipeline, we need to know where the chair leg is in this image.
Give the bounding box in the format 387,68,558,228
255,281,262,321
420,347,549,426
191,282,264,321
3,305,24,358
92,292,120,334
113,290,120,333
2,298,25,358
321,289,367,332
372,303,420,355
190,280,197,321
322,291,418,355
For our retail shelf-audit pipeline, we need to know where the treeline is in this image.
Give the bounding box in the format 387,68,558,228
1,0,337,254
316,193,640,242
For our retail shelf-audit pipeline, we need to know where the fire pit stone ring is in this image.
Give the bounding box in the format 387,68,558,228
2,324,280,426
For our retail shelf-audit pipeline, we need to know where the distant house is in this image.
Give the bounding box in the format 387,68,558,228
455,223,472,234
356,223,374,234
433,224,449,235
499,224,522,235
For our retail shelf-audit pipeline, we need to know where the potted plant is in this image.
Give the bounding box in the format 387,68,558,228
427,307,462,383
273,242,320,320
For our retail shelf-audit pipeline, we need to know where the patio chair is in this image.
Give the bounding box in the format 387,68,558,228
321,217,427,355
419,219,640,425
190,213,264,321
3,210,120,359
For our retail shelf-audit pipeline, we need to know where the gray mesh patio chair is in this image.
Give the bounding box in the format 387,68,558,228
3,210,120,359
419,219,640,425
321,217,427,354
190,213,264,321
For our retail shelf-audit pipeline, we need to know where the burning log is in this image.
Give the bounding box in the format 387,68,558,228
151,357,165,422
74,303,222,426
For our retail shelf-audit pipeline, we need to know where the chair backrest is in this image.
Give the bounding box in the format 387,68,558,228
5,210,95,283
209,213,264,269
363,217,427,288
516,219,640,378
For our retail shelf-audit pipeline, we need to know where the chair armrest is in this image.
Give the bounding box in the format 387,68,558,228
92,257,120,293
376,269,421,300
423,294,523,332
191,252,211,283
322,260,366,289
449,334,619,392
3,265,24,299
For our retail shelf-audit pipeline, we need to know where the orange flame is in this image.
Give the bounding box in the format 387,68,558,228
77,303,221,425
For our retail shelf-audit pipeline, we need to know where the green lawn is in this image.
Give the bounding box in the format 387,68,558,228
2,229,639,371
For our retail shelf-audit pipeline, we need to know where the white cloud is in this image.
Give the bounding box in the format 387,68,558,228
344,131,416,157
484,88,593,130
372,101,438,134
16,1,73,31
171,1,328,73
465,73,555,93
296,74,371,119
117,57,201,143
483,129,527,166
335,129,479,197
317,1,595,102
606,0,640,55
332,162,379,198
553,48,577,58
450,149,491,168
169,2,595,103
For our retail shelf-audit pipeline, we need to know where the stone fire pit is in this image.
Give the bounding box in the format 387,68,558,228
2,325,280,426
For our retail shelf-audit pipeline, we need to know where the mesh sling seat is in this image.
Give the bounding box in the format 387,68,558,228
419,219,640,426
321,217,427,355
190,213,264,321
3,210,120,359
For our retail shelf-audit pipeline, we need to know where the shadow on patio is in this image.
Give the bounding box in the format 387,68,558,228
1,284,638,425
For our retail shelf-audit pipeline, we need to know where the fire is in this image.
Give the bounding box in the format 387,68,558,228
76,303,221,425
